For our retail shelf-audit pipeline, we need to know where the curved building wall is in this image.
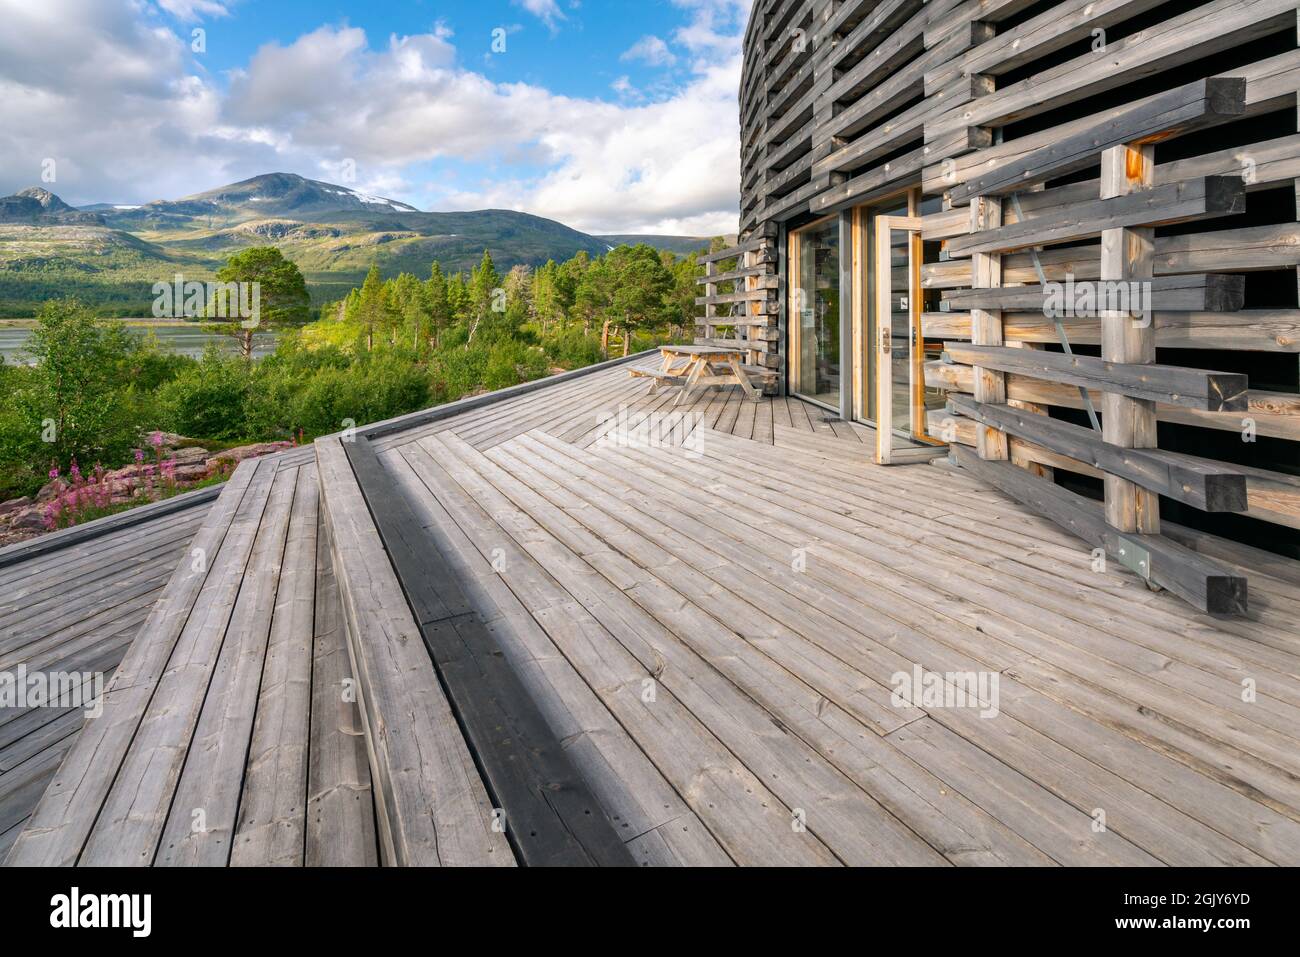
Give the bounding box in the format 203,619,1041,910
731,0,1300,567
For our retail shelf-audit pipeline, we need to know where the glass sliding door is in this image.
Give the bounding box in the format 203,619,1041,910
788,216,841,409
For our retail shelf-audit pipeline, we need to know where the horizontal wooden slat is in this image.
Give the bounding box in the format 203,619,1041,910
945,178,1245,258
927,359,1300,440
922,309,1300,352
942,343,1250,412
925,224,1300,287
947,396,1248,512
945,77,1247,204
941,275,1245,314
949,446,1248,616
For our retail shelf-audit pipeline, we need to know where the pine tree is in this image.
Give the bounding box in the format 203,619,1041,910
426,263,451,349
532,260,564,335
358,264,384,352
467,250,501,346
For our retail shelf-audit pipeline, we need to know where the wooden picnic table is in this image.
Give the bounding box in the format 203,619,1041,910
630,345,763,406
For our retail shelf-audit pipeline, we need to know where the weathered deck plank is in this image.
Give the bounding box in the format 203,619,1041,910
315,437,512,867
385,442,732,866
305,513,379,868
4,454,384,868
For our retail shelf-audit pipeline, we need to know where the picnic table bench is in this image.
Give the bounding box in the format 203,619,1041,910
630,346,776,406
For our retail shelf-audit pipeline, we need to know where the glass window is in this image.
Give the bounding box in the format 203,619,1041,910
790,217,840,408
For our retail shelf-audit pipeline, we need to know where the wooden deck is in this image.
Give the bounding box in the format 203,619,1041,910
7,358,1299,866
368,363,1300,865
0,489,215,858
5,446,380,867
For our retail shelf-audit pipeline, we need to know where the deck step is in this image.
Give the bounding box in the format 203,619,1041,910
331,436,634,867
316,436,515,867
5,451,380,867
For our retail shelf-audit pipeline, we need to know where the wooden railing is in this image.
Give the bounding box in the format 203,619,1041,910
694,225,781,388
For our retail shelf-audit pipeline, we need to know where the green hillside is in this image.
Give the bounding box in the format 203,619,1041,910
596,234,710,256
0,174,710,317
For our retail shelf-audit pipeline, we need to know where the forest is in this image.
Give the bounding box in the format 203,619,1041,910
0,241,716,505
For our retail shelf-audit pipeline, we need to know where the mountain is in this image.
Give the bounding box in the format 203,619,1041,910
80,203,145,212
101,173,421,231
17,187,75,213
0,174,713,316
0,187,104,225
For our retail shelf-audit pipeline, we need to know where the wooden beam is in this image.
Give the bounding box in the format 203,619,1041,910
921,309,1300,352
928,408,1103,478
970,195,1008,460
949,445,1249,616
698,236,769,264
941,274,1245,313
946,77,1247,204
947,395,1248,512
315,438,514,867
945,177,1245,257
341,438,635,867
927,359,1300,440
941,343,1249,412
1101,141,1160,535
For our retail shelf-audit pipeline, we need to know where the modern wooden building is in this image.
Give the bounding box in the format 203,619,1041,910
710,0,1300,612
3,0,1299,869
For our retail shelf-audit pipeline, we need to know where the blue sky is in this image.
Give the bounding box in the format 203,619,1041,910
196,1,698,99
0,0,750,234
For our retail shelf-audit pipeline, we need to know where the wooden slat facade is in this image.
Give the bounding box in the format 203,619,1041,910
736,0,1299,609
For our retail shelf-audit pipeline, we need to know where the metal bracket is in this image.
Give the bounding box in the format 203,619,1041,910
1115,536,1152,580
1006,191,1102,434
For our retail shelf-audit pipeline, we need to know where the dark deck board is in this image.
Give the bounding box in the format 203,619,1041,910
344,437,634,867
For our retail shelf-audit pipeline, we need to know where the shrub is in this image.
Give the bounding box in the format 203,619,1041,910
542,326,602,368
0,299,149,498
235,343,432,441
156,347,252,440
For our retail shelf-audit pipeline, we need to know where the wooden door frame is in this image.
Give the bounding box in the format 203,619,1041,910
873,215,924,465
786,212,843,410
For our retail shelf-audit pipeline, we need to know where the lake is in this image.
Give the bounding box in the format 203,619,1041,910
0,321,280,363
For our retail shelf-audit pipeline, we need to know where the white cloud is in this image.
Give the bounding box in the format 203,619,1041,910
155,0,231,19
0,0,748,235
671,0,750,58
513,0,566,33
622,35,677,67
